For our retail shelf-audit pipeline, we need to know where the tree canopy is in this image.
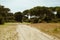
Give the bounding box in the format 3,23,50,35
0,5,60,24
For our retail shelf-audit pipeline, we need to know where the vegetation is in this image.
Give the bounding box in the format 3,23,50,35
23,6,60,23
0,15,4,24
0,5,60,24
29,23,60,38
0,5,14,24
14,12,23,22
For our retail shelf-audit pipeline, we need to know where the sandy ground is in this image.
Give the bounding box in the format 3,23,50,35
0,23,18,40
16,24,60,40
0,23,59,40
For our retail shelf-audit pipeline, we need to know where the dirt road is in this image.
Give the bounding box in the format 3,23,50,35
16,24,59,40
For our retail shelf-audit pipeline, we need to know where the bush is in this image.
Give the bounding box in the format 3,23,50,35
30,18,39,23
0,16,4,24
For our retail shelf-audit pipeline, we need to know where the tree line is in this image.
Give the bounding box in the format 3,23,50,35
0,5,60,24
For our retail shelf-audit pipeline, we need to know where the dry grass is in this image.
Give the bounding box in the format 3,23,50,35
0,23,18,40
29,23,60,39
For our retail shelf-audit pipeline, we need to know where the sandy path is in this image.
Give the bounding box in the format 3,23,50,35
16,24,59,40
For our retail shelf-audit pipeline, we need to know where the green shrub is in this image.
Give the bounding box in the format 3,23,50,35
0,16,4,24
30,18,39,23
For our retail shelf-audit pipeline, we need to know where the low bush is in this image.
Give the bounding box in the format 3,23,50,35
0,16,4,24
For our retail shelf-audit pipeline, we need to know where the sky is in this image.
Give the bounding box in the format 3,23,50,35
0,0,60,13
